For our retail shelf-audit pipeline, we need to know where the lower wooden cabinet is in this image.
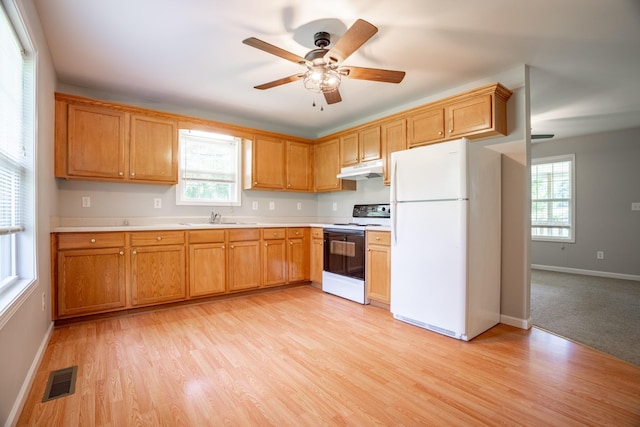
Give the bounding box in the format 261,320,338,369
263,228,287,287
52,227,314,320
188,230,227,298
366,231,391,304
55,232,127,318
57,246,126,318
309,227,324,284
130,231,186,306
228,229,262,292
287,227,309,283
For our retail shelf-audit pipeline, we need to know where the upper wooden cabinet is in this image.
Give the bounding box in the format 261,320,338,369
339,126,381,167
381,119,407,185
407,83,512,148
55,94,178,184
244,137,314,192
314,138,356,192
286,141,313,191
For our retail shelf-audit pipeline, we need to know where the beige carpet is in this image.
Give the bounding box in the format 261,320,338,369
530,269,640,366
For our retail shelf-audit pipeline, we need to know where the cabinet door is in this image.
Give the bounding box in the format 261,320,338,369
310,236,324,284
407,107,445,147
366,243,391,304
263,240,287,287
131,244,186,306
252,136,285,189
286,141,313,191
129,114,178,183
446,94,492,138
340,132,359,166
381,119,407,185
228,240,261,291
314,139,341,191
57,247,126,317
287,228,309,283
359,126,381,162
189,243,226,297
67,103,127,179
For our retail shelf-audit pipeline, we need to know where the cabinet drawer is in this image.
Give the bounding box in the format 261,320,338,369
188,229,226,244
263,228,286,240
130,231,185,246
287,227,307,239
368,231,390,246
311,227,323,239
57,232,126,250
228,228,260,242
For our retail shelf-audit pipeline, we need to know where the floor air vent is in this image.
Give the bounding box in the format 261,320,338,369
42,366,78,402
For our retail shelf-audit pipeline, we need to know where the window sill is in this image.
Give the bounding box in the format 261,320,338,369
0,278,37,330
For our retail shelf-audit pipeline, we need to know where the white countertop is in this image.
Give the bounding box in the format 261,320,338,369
53,222,391,233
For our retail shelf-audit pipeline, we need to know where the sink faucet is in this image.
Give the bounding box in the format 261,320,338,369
210,211,221,224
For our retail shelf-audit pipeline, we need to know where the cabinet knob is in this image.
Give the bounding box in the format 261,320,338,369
287,184,291,188
118,171,124,176
265,243,268,247
438,131,443,135
375,237,380,241
119,251,124,255
290,241,293,245
273,232,277,236
254,181,257,185
295,231,299,235
90,238,96,243
130,172,136,176
132,249,137,255
230,244,234,249
221,245,225,249
449,129,453,133
156,236,162,241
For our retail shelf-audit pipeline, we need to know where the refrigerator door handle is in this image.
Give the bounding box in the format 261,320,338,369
391,157,398,245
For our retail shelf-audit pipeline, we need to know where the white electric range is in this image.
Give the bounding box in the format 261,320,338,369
322,204,390,304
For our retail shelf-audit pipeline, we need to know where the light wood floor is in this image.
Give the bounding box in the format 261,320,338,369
18,286,640,426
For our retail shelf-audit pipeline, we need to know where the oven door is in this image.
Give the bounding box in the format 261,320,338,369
323,228,365,280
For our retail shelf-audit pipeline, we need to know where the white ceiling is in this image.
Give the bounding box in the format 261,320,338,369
33,0,640,140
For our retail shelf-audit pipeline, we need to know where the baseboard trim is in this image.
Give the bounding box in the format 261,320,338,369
500,314,531,330
532,264,640,281
6,321,54,427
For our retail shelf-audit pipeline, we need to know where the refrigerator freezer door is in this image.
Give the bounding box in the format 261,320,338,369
390,200,468,338
391,139,468,203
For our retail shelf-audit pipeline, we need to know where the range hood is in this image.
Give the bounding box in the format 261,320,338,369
336,159,384,180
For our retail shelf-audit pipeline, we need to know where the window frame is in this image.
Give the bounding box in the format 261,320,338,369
531,154,576,243
0,0,37,328
175,129,242,207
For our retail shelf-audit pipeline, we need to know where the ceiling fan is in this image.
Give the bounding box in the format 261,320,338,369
242,19,406,105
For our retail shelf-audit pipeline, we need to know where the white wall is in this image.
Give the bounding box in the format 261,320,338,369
0,0,57,424
531,126,640,277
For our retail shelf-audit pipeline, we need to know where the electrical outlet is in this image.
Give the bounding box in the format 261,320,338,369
252,201,258,210
154,198,162,209
596,251,604,260
632,202,640,211
269,201,275,211
297,202,302,210
41,292,46,311
332,202,338,212
81,196,91,208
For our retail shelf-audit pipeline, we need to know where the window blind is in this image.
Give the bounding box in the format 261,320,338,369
0,5,25,234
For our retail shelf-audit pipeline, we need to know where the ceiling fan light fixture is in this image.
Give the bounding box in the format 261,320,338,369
303,66,341,93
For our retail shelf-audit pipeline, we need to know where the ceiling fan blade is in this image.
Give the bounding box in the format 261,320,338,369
341,66,406,83
323,89,342,105
243,37,307,65
324,19,378,63
254,74,304,90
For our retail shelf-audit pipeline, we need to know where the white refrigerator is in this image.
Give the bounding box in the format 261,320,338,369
390,138,501,341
